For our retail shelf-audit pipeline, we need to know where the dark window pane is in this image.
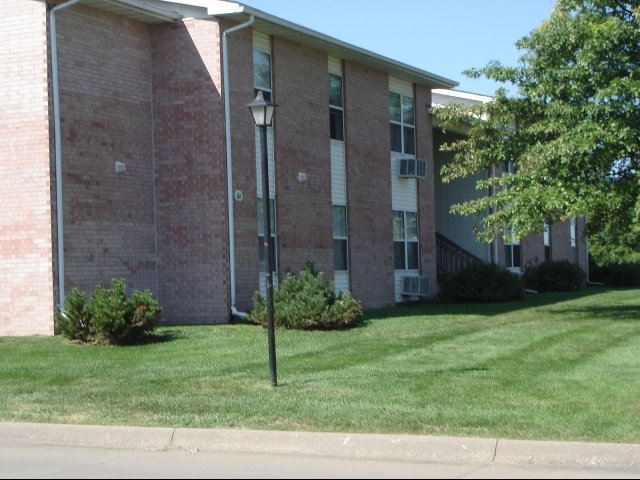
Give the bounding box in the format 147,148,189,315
394,242,405,269
403,126,415,155
390,124,402,152
334,239,348,270
407,242,419,269
330,108,344,141
254,88,271,102
513,244,521,267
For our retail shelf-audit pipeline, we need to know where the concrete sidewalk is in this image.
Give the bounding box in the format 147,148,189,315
1,421,640,472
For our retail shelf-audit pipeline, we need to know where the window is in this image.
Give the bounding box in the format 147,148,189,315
503,160,517,175
329,73,344,141
333,205,348,270
570,217,577,264
253,49,272,101
543,223,552,262
389,92,415,154
393,210,418,270
504,227,521,269
254,47,275,272
257,198,276,272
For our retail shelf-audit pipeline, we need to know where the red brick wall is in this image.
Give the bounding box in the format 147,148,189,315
55,6,158,300
151,19,230,324
272,37,333,278
343,62,395,309
0,0,55,335
521,232,545,267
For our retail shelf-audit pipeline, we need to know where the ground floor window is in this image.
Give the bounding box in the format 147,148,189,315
258,198,276,272
544,223,552,262
504,227,521,269
333,205,348,271
393,210,418,270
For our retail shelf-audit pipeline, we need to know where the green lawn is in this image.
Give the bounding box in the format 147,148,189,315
1,286,639,444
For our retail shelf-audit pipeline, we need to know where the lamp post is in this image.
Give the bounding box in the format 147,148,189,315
247,91,278,387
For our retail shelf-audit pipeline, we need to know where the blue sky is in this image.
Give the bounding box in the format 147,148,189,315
244,0,556,96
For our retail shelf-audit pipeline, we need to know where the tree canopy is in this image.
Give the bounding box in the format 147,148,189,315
435,0,640,264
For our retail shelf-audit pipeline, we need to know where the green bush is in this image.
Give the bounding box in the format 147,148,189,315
247,262,363,330
523,260,586,292
439,261,524,302
589,261,640,287
54,288,93,343
55,278,162,345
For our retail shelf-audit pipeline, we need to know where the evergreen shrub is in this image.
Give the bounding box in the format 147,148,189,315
55,278,162,345
247,262,363,330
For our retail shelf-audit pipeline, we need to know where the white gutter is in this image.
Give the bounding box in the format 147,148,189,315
51,0,82,310
222,14,254,319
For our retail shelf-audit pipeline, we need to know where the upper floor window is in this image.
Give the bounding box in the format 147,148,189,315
389,92,415,155
329,73,344,141
253,49,272,101
393,210,418,270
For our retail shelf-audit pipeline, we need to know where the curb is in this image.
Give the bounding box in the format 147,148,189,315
1,422,639,469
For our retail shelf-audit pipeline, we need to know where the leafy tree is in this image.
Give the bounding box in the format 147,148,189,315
434,0,640,264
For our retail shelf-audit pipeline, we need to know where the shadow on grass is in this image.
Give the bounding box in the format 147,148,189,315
541,304,640,321
364,286,620,321
117,328,185,346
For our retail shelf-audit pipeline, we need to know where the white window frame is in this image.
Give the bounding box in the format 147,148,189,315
332,205,348,271
329,73,344,141
389,92,415,155
393,210,419,271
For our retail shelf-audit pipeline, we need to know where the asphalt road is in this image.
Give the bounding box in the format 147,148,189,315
1,422,639,479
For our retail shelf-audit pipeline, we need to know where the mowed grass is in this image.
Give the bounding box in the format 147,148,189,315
1,286,639,444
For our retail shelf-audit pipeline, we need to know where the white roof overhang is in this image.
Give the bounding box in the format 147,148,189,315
56,0,458,89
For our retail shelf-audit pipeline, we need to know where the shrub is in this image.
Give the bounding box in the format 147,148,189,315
439,261,524,302
55,278,162,345
55,288,93,343
589,261,640,287
523,260,586,292
247,262,363,330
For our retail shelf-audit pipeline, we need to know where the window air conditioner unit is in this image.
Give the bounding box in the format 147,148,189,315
398,158,426,179
401,276,429,297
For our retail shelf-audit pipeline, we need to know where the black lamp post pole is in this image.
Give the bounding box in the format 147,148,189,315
259,122,277,388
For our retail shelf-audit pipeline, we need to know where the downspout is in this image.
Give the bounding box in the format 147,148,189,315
51,0,82,310
222,14,255,319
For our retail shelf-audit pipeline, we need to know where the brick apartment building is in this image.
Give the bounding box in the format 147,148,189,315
0,0,588,336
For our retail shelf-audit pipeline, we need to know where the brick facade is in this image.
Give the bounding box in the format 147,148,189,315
344,61,396,308
2,1,587,336
0,0,54,335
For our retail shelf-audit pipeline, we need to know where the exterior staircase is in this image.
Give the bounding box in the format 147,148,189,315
436,232,485,280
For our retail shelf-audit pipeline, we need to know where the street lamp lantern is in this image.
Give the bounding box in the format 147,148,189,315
248,91,277,127
247,90,278,387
